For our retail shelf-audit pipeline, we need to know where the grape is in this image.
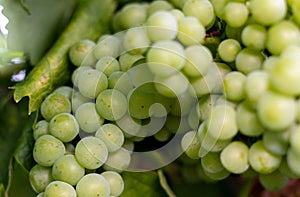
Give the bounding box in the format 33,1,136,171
257,91,296,131
36,192,45,197
123,27,151,55
241,24,267,51
108,71,135,95
259,170,289,191
181,130,201,159
220,141,249,174
236,101,265,137
77,69,108,99
118,3,148,29
279,156,300,179
146,40,185,76
217,39,241,63
223,71,246,102
201,152,226,174
287,148,300,176
266,20,300,55
95,89,128,121
177,16,206,46
71,66,93,87
263,130,289,156
262,56,279,72
182,45,212,78
154,127,171,142
71,91,91,113
223,2,249,28
52,154,85,186
76,173,110,197
44,181,76,197
49,113,79,143
29,165,53,193
249,0,287,26
53,86,73,100
93,35,121,59
33,120,49,140
40,92,71,121
95,123,125,152
103,148,131,172
248,141,282,174
75,136,108,169
205,104,238,141
147,0,173,16
235,48,265,74
269,56,300,96
69,39,96,67
95,56,120,77
182,0,215,28
289,125,300,156
101,171,124,197
75,102,104,133
33,135,65,167
119,52,145,72
170,9,185,22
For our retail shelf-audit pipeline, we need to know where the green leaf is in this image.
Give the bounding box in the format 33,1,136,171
0,184,5,197
13,0,117,114
121,171,168,197
2,0,76,65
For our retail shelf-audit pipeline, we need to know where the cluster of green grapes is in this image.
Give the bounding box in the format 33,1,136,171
29,0,300,195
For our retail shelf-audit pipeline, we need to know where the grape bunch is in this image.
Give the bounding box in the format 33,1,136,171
28,0,300,195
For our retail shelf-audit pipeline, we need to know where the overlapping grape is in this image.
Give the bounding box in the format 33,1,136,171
29,0,300,195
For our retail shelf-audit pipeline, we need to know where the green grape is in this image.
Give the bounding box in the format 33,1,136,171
289,125,300,156
210,0,227,18
71,91,91,114
69,39,96,67
123,27,151,55
108,71,134,95
44,181,76,197
75,136,108,170
220,141,249,174
95,56,120,77
119,52,145,72
76,173,110,197
146,11,178,42
244,70,269,107
33,120,49,141
49,113,79,143
127,88,155,119
262,56,279,72
182,0,215,28
181,130,201,159
170,9,184,22
29,165,53,193
235,48,265,74
205,104,238,141
36,192,45,197
248,141,282,174
202,168,230,181
53,86,73,101
269,56,300,96
122,140,135,153
263,130,289,156
279,156,300,179
182,45,212,78
95,123,125,152
146,40,185,76
147,0,173,16
201,152,226,174
189,73,216,97
236,101,265,137
154,72,189,98
95,89,128,121
211,63,232,94
266,20,300,55
71,66,93,87
33,135,65,167
93,35,121,59
169,90,197,116
116,113,142,137
249,0,287,26
257,91,296,131
40,92,71,121
223,2,249,28
258,170,289,191
217,39,241,63
287,148,300,176
101,171,124,197
177,16,206,46
118,3,148,29
223,71,246,102
195,163,216,183
154,127,171,142
241,24,267,51
52,154,85,186
103,148,131,172
187,105,200,130
75,102,104,133
77,69,108,99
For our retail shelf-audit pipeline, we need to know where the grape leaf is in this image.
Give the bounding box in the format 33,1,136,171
121,171,168,197
2,0,75,65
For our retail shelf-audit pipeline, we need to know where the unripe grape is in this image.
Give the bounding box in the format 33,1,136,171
29,165,53,193
44,181,76,197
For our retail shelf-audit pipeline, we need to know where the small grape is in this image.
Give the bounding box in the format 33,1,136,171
93,35,121,59
33,120,49,141
118,3,147,29
44,181,76,197
95,56,120,77
235,48,265,74
259,170,289,191
217,39,241,63
69,39,96,67
147,0,173,16
76,173,110,197
103,148,131,172
101,171,124,197
29,165,53,193
223,71,246,102
53,86,73,100
123,27,151,55
181,130,201,159
223,2,249,28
